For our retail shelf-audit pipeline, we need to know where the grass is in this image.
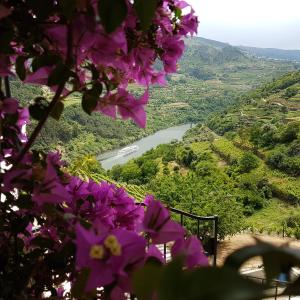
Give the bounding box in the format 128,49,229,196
246,199,300,236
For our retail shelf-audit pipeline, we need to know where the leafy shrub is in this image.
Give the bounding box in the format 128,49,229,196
238,152,259,173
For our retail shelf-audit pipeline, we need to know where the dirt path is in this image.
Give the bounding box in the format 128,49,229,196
217,233,300,269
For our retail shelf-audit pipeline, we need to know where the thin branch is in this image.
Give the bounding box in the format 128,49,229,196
4,76,11,98
13,23,74,166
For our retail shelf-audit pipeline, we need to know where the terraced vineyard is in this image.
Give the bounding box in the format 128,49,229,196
212,138,300,203
106,70,300,239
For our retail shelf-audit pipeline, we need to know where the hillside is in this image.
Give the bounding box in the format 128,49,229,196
239,45,300,62
11,37,300,161
106,70,300,239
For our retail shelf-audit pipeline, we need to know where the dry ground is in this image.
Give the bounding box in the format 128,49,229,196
217,233,300,269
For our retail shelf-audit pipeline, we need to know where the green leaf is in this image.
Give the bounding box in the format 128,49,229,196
32,54,61,72
82,91,98,115
50,101,64,120
134,0,158,30
71,268,91,298
133,263,162,300
174,7,182,19
31,236,54,248
224,242,275,270
224,242,300,284
48,63,70,86
15,194,34,210
29,97,49,121
158,257,184,300
98,0,128,33
58,0,76,19
16,56,27,81
182,267,263,300
92,81,103,96
11,216,30,234
81,82,102,115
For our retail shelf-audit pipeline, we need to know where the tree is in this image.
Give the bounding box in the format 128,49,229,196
120,161,142,183
280,123,299,143
176,146,197,167
238,152,259,173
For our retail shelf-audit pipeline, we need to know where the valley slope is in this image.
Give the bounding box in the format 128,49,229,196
107,70,300,239
11,37,299,161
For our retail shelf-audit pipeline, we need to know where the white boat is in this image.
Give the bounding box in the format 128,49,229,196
117,145,139,156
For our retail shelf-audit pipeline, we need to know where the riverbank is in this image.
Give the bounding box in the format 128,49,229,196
98,124,193,170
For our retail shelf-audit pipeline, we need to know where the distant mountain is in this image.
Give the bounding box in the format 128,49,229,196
184,37,246,65
239,46,300,62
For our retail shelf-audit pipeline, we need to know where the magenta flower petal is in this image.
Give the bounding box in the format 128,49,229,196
147,245,164,263
171,236,209,269
75,224,146,292
143,196,185,244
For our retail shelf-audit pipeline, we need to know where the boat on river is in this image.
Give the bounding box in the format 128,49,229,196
117,145,139,157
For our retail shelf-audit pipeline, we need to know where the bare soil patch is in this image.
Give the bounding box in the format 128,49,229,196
217,233,300,269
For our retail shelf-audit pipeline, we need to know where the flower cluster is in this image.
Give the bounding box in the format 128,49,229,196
0,101,208,298
0,1,206,299
0,0,197,127
0,98,28,162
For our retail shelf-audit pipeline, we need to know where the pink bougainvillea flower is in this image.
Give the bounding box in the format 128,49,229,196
161,37,185,73
75,224,146,292
118,89,148,128
32,154,71,205
96,89,148,128
2,166,32,192
174,0,190,9
25,66,53,85
142,195,185,244
179,12,199,35
0,55,13,76
171,236,209,269
0,98,18,115
66,176,90,201
147,245,164,263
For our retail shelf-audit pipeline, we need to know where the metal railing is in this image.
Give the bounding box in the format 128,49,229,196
245,275,293,300
168,207,219,266
138,202,219,266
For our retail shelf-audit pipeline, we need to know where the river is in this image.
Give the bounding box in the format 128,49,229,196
98,124,192,170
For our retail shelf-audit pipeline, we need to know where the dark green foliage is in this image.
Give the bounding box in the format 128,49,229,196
134,0,158,30
134,241,300,299
284,87,298,99
98,0,128,33
280,123,299,143
29,97,49,121
238,152,259,173
175,146,197,167
267,147,300,176
81,82,103,115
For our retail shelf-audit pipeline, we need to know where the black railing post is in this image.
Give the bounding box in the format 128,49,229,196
213,216,219,267
274,284,278,300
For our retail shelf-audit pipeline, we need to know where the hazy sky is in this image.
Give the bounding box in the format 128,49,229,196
187,0,300,50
